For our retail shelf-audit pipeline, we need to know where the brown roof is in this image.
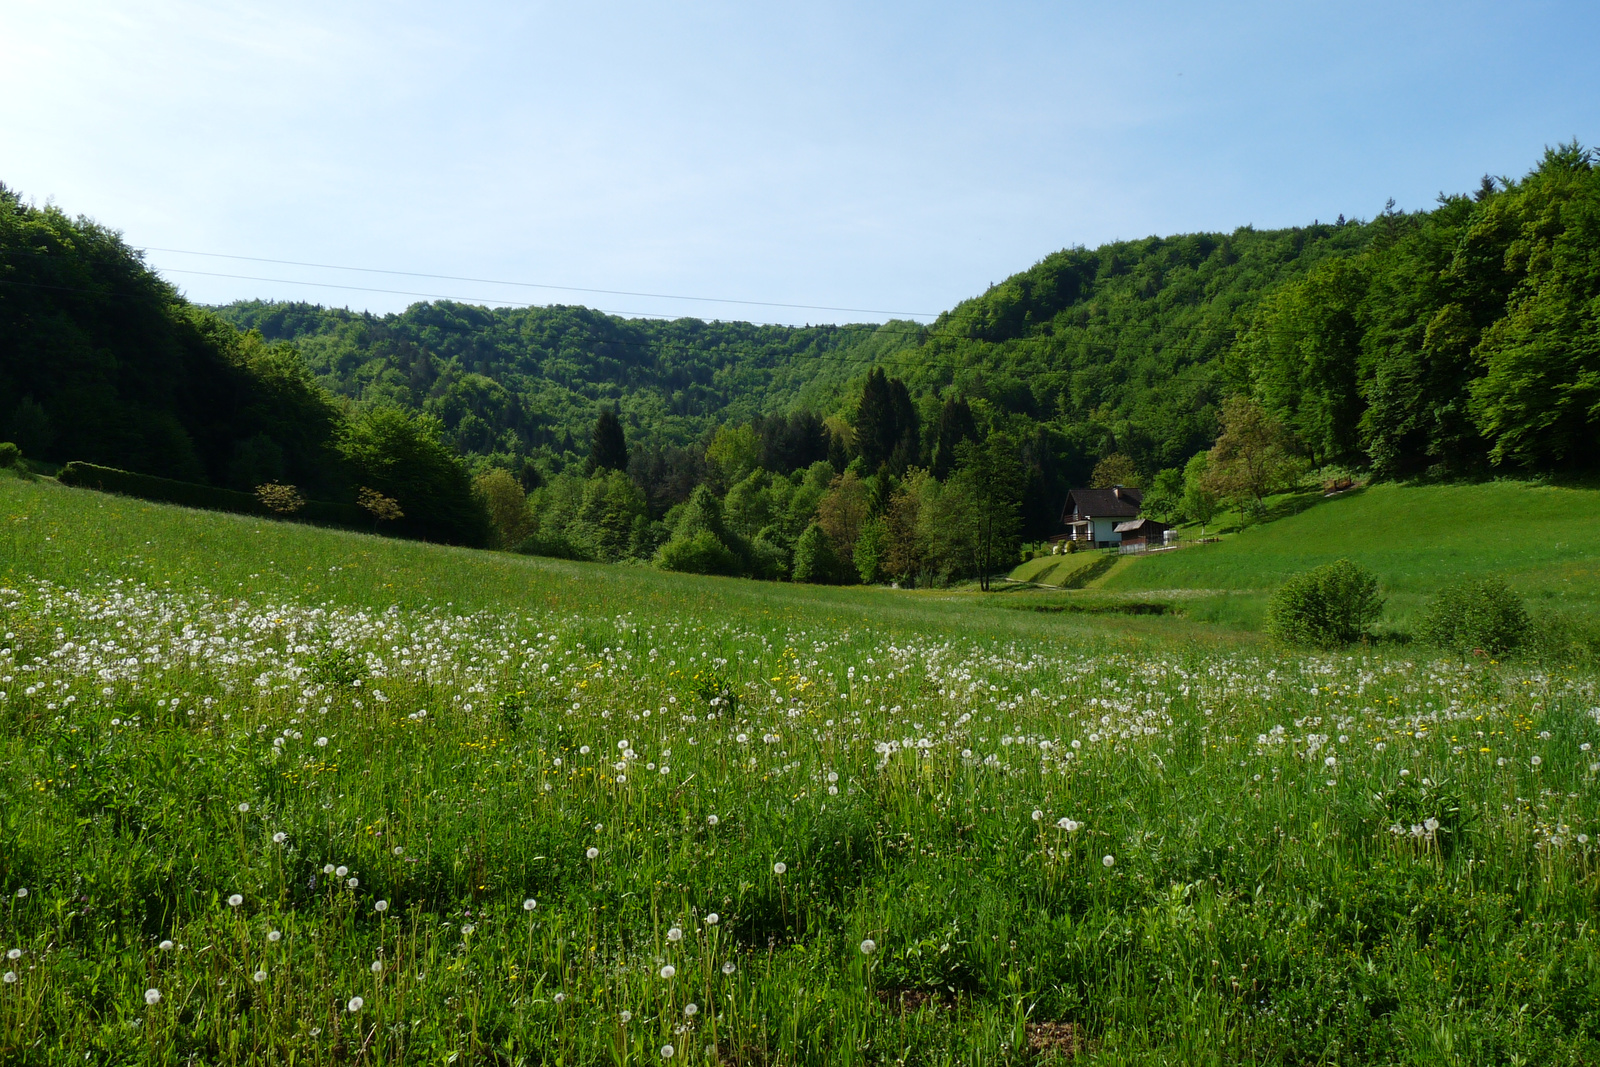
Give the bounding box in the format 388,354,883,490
1061,487,1143,522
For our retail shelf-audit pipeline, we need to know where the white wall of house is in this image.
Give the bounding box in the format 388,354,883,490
1092,518,1122,544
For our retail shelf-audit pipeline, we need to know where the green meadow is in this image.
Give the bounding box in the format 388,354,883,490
3,473,1600,1065
1088,480,1600,634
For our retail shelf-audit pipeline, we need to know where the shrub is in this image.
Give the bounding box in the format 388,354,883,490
255,482,306,514
1526,607,1600,662
0,442,19,468
357,486,405,523
1419,579,1530,655
1266,558,1385,647
655,529,742,576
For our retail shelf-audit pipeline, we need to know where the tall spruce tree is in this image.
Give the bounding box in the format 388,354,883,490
588,406,628,473
888,377,920,472
855,368,896,471
931,396,979,479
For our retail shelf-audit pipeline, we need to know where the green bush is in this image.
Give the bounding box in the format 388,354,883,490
1266,558,1385,647
1418,578,1530,655
655,529,742,576
0,442,19,468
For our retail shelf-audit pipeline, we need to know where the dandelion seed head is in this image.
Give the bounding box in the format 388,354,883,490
347,996,364,1012
773,862,787,875
2,972,14,984
707,814,719,826
659,964,676,979
684,1002,698,1016
267,931,281,942
335,866,348,878
144,988,161,1005
227,894,243,907
5,949,19,961
272,832,287,844
860,938,876,955
586,847,600,860
667,927,683,942
159,940,174,951
374,900,388,912
620,1010,633,1022
704,912,719,925
237,802,250,813
253,970,267,983
660,1044,675,1060
523,898,537,911
1102,855,1116,868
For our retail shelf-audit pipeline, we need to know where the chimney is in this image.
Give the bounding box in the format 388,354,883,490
1113,486,1123,500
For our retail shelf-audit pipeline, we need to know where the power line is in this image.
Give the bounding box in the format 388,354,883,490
141,246,942,320
148,266,1246,355
0,271,1236,387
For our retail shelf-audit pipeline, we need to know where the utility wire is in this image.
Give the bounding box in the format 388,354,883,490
147,266,1248,354
141,246,942,319
0,272,1234,387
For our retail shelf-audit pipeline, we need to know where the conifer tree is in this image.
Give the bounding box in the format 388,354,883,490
854,368,896,471
930,397,979,480
588,407,628,474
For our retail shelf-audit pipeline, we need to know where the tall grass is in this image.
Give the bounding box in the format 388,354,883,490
2,477,1600,1064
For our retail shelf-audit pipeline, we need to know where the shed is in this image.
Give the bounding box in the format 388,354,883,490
1111,517,1169,546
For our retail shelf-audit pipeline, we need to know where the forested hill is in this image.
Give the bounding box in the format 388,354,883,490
903,220,1377,472
214,219,1377,479
212,301,919,462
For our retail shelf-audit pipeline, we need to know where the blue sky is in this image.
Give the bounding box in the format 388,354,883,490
3,1,1596,324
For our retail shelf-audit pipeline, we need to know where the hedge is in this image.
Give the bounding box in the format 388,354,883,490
57,462,366,529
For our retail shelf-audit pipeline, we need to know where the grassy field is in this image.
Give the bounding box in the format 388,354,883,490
3,474,1600,1064
1103,480,1600,632
1006,553,1117,591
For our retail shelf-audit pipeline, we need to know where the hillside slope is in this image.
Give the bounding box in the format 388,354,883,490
213,220,1377,477
1106,480,1600,624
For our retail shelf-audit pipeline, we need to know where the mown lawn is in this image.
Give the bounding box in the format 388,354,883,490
1106,480,1600,631
3,474,1600,1065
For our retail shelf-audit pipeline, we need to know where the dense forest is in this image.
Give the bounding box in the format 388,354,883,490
0,184,488,545
4,144,1598,585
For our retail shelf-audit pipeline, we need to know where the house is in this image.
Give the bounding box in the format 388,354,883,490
1057,486,1143,548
